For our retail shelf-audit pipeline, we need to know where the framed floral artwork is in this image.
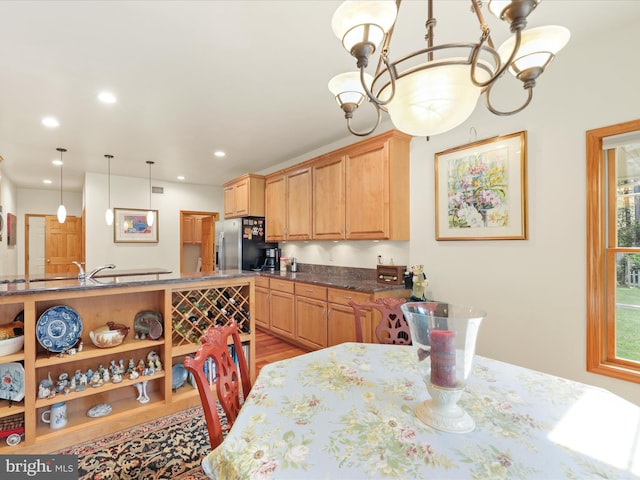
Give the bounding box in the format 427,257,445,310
435,131,528,241
114,208,159,243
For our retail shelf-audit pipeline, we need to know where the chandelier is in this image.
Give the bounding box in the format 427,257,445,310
328,0,570,137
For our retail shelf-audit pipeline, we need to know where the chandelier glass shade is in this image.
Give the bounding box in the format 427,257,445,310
497,25,571,81
378,58,492,137
328,0,570,137
331,0,397,65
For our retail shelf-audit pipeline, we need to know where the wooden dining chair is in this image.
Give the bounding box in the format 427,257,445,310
183,320,252,449
348,297,411,345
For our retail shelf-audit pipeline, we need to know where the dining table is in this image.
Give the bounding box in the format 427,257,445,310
202,342,640,479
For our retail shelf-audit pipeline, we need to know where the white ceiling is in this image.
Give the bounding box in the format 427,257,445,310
1,0,639,192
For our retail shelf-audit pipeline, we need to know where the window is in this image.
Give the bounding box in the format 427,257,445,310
587,119,640,383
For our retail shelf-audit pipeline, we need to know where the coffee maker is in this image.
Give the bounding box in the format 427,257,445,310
262,247,279,271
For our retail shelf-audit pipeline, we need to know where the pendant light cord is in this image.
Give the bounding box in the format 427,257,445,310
146,160,154,210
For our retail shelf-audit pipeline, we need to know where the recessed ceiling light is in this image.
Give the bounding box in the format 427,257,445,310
213,150,226,158
43,179,52,184
98,91,117,104
177,175,185,181
42,116,59,128
52,159,63,166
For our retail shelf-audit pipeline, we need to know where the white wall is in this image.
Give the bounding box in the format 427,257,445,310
83,172,223,274
0,173,19,275
266,22,640,405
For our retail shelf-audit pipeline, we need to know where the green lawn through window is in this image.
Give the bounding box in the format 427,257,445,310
615,286,640,362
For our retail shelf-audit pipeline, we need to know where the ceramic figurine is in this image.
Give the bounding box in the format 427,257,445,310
38,383,50,399
134,381,150,403
154,358,162,371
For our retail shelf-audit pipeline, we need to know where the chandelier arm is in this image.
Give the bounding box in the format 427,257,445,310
361,55,396,106
484,82,534,116
346,105,382,137
470,29,522,88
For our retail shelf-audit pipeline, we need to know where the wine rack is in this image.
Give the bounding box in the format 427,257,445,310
171,284,251,346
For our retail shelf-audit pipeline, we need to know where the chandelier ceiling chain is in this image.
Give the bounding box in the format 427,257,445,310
328,0,570,137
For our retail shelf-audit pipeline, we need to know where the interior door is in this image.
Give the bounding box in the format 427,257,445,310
45,216,83,275
200,216,214,271
27,216,46,276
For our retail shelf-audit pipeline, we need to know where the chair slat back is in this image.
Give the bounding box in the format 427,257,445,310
183,320,252,449
349,297,411,345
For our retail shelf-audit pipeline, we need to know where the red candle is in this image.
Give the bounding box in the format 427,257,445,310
430,330,456,388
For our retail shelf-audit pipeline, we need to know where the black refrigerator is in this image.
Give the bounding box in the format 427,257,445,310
215,216,278,271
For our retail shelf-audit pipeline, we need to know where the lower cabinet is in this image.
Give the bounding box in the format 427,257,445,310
269,279,296,341
294,283,327,350
259,276,409,350
254,277,271,329
327,288,372,345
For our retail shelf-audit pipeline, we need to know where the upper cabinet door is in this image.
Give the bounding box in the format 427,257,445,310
223,186,236,218
223,174,266,219
233,177,250,217
346,132,410,240
313,154,346,240
265,174,287,241
286,167,312,241
345,141,390,239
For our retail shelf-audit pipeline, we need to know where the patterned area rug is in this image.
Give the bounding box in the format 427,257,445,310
55,405,221,480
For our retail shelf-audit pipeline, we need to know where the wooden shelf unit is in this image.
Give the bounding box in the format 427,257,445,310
0,276,255,453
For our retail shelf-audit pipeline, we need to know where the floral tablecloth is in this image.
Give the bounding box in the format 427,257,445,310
202,343,640,479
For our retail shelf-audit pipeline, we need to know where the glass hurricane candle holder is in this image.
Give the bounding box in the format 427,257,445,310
401,301,485,433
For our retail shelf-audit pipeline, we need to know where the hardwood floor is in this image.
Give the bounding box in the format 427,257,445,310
254,328,309,376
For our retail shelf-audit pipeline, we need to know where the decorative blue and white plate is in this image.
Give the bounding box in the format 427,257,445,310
36,305,82,353
0,362,25,402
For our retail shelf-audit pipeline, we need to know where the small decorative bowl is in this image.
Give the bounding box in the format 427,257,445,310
0,335,24,357
89,322,130,348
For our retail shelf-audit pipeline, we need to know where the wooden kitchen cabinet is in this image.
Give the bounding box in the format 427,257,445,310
265,129,410,242
294,283,327,350
345,130,411,240
223,174,265,219
327,288,372,345
313,154,346,240
254,276,270,329
265,174,287,241
269,278,295,341
182,216,202,244
265,167,312,242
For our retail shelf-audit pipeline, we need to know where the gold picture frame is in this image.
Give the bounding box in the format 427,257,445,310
114,208,159,243
435,131,528,241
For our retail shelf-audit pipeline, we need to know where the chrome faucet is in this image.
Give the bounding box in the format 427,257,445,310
86,264,116,280
72,261,85,280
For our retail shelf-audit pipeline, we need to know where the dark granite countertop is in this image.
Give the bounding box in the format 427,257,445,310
0,265,408,297
258,265,409,294
0,269,255,296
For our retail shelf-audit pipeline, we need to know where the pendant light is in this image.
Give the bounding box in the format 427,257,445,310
104,154,114,226
56,148,67,223
146,160,154,226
